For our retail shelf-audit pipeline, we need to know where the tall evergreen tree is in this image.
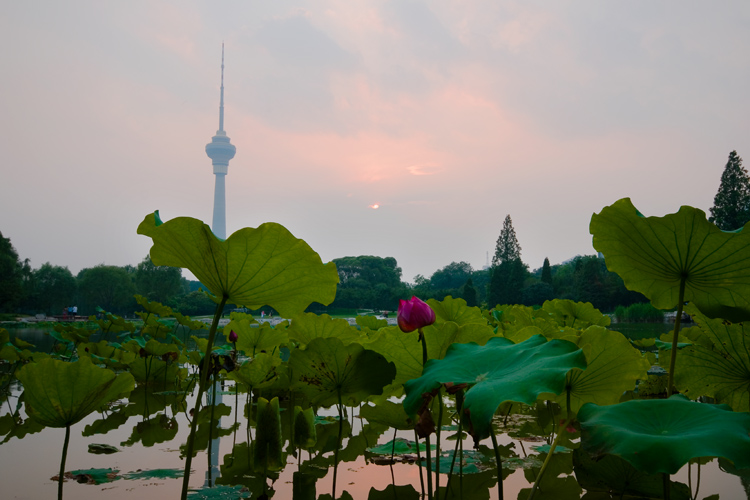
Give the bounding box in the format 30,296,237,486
709,150,750,230
541,257,552,284
492,215,521,266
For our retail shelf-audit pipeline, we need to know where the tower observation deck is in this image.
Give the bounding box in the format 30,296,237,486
205,43,236,239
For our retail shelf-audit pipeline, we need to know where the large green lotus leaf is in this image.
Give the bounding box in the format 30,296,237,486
427,296,486,326
428,321,496,361
17,357,135,427
225,315,287,356
227,352,280,390
137,212,339,317
359,400,414,430
493,305,560,339
355,315,388,331
551,326,650,413
542,299,610,328
289,337,396,407
590,198,750,322
403,335,586,440
287,312,360,347
674,305,750,411
363,326,425,391
579,394,750,474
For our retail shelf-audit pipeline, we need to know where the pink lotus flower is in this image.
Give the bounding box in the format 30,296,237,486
397,296,436,333
228,330,238,343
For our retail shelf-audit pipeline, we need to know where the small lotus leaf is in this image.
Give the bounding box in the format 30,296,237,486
287,312,360,347
137,212,339,317
579,394,750,474
590,198,750,322
225,314,287,356
16,357,135,427
542,299,610,328
356,315,388,330
403,334,586,441
227,352,280,390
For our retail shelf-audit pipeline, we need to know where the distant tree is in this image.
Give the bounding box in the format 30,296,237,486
30,263,77,315
430,261,473,290
487,259,528,308
331,255,404,309
461,278,478,307
77,265,136,315
172,290,217,316
521,282,554,307
709,150,750,230
134,255,184,304
0,232,26,312
492,215,521,266
541,257,552,284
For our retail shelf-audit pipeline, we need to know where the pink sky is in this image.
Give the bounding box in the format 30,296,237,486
1,1,749,282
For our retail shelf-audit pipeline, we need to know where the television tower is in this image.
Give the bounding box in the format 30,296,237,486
205,43,236,239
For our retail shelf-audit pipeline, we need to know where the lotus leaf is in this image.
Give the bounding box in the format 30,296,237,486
366,438,431,456
492,305,560,339
674,305,750,411
135,295,173,317
287,312,360,347
590,198,750,322
551,326,650,413
227,352,280,390
579,394,750,474
360,400,414,430
224,314,287,356
403,334,586,441
16,357,134,427
293,406,317,449
289,337,396,407
137,211,339,316
356,315,388,330
427,296,486,326
542,299,610,328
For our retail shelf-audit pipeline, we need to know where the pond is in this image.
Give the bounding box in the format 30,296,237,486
1,316,748,500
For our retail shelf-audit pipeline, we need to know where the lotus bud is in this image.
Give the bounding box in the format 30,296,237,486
397,296,436,333
228,330,238,343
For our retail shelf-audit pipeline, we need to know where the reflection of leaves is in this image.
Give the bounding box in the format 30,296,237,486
217,442,277,495
573,448,691,500
187,484,252,499
121,414,178,447
121,468,184,480
360,401,413,430
181,404,235,458
366,438,432,456
88,443,120,454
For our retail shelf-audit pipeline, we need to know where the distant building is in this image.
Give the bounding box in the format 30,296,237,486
205,44,236,240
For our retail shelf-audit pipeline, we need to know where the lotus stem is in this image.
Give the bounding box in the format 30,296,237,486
58,423,70,500
444,388,465,500
207,375,216,486
419,327,428,366
663,472,671,500
180,295,228,500
415,428,426,497
489,424,504,500
436,389,443,494
425,432,434,500
333,391,344,499
527,418,570,500
667,279,686,397
390,427,397,463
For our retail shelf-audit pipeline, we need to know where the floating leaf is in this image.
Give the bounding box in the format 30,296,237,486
137,212,339,316
289,337,396,407
187,484,251,499
16,357,135,427
590,198,750,322
403,334,586,441
121,468,184,480
579,394,750,474
88,443,120,454
366,438,432,456
62,468,120,484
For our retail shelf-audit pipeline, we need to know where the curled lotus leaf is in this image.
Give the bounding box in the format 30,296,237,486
137,211,339,317
403,334,586,441
579,394,750,474
16,357,135,428
590,198,750,322
427,296,486,326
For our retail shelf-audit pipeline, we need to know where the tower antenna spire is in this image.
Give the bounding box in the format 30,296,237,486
219,42,225,132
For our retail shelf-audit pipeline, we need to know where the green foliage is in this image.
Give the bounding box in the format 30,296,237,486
487,258,527,308
709,150,750,230
254,397,283,472
330,255,405,310
591,198,750,322
492,214,521,266
16,357,135,427
579,394,750,474
541,257,552,284
134,255,184,304
430,261,473,290
613,302,664,322
403,334,586,441
0,231,28,313
77,265,136,316
138,211,339,316
461,278,478,307
28,263,77,315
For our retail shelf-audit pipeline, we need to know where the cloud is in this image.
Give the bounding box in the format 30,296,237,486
407,164,442,176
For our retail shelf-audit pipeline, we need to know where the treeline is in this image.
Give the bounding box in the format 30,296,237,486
1,231,645,318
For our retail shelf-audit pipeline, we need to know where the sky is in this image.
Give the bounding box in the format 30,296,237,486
1,1,749,284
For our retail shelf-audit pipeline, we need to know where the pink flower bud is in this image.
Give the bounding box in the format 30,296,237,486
397,296,436,333
228,330,238,343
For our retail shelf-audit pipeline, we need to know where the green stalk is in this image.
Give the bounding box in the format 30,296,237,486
436,389,443,494
418,327,433,500
444,389,464,500
527,419,570,500
180,295,228,500
207,374,216,486
58,424,71,500
490,425,504,500
333,390,344,499
667,279,687,397
415,428,426,497
663,472,671,500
